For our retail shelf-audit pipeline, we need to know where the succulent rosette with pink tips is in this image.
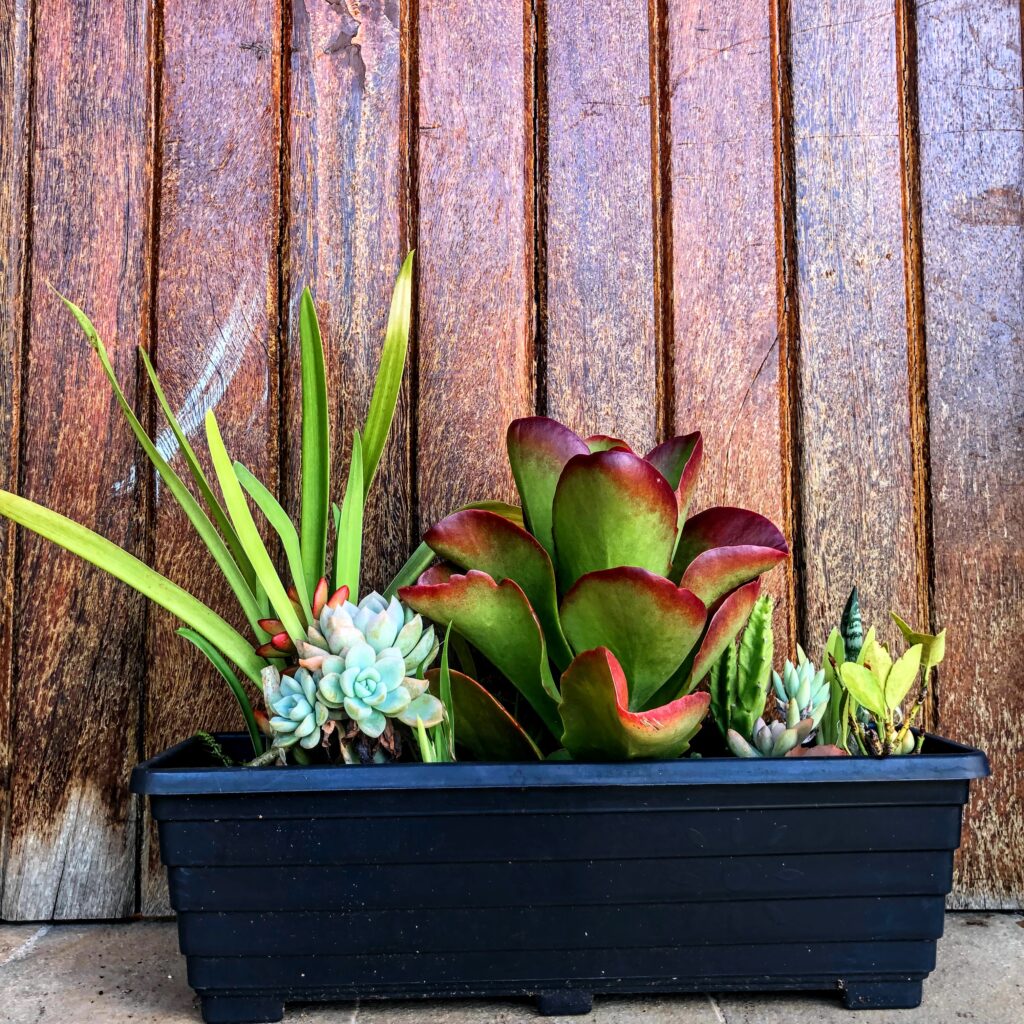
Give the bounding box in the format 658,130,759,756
400,416,789,760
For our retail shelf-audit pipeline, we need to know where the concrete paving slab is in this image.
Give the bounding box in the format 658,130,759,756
0,913,1020,1023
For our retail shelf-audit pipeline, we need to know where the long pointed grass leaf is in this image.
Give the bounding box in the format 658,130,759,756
57,295,266,637
136,344,256,592
439,622,455,760
178,627,264,756
361,251,413,492
0,490,264,682
334,431,364,598
206,410,305,641
298,287,330,594
235,461,313,625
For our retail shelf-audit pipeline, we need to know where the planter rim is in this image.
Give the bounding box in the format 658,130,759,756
131,732,989,796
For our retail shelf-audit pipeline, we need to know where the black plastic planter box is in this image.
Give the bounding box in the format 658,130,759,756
132,733,988,1024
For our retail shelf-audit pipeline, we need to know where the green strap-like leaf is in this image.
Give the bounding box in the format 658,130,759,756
334,431,364,598
362,251,413,493
298,287,330,595
0,489,265,682
178,627,264,757
235,462,313,625
136,344,256,595
206,410,305,641
58,295,266,638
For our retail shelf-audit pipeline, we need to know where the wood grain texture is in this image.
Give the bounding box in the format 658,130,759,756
0,0,31,853
542,0,658,450
143,0,281,914
415,0,534,530
789,0,922,649
285,0,410,594
665,0,791,643
2,0,153,919
914,0,1024,908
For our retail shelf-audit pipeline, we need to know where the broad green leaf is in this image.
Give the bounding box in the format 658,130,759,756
0,489,264,682
362,251,413,492
298,287,331,596
558,567,705,709
884,643,923,710
235,462,312,625
334,431,364,598
426,667,542,761
58,295,265,637
839,662,887,717
178,627,264,756
206,410,305,641
558,648,710,760
891,611,946,672
137,344,255,594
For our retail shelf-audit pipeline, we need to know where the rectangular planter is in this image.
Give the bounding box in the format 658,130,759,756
132,733,988,1024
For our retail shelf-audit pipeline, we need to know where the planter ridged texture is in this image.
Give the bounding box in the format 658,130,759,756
132,734,988,1024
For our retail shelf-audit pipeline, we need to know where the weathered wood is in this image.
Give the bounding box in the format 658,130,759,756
415,0,534,529
285,0,409,594
2,0,153,918
143,0,282,914
542,0,658,450
914,0,1024,908
665,0,791,644
789,0,922,648
0,0,31,862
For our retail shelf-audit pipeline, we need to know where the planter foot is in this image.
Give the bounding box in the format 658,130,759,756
536,991,593,1016
841,980,923,1010
200,994,284,1023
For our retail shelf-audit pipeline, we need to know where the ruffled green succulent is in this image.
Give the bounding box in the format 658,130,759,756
773,647,828,730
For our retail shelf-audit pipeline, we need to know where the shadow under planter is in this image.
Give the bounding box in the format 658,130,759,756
132,734,988,1024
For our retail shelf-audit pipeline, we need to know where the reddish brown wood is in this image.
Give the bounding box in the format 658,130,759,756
415,0,535,529
0,0,31,862
285,0,410,593
2,0,153,918
789,0,923,648
665,0,791,644
915,0,1024,909
542,0,658,451
143,0,282,913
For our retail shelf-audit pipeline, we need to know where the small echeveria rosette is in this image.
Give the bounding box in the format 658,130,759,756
262,666,330,750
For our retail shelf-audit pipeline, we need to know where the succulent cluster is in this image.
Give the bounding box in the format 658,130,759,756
399,417,789,760
773,649,829,730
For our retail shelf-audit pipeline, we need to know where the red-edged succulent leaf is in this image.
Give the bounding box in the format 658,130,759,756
417,562,456,586
258,618,285,634
787,744,849,758
551,450,677,591
684,578,762,692
585,434,633,453
426,667,542,761
400,570,561,737
506,417,589,558
672,506,788,604
645,432,703,531
270,631,295,652
558,647,710,760
558,567,706,710
326,584,349,610
424,509,573,670
311,577,329,618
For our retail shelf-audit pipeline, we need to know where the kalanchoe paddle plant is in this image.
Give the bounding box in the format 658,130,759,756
0,254,444,764
398,417,790,760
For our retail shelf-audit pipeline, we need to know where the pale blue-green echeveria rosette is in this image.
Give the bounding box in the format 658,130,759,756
262,666,330,750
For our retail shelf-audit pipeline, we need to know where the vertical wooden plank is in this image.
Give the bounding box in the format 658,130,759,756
542,1,658,449
0,0,31,869
2,0,153,918
285,0,409,592
416,0,534,528
665,1,791,638
789,0,922,646
915,0,1024,908
143,0,281,913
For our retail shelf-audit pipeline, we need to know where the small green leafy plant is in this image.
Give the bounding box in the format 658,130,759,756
0,254,448,764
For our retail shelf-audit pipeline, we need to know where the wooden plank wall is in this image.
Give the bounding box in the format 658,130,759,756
0,0,1019,918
